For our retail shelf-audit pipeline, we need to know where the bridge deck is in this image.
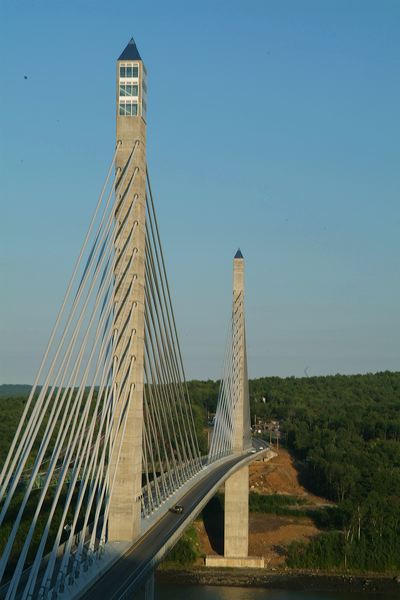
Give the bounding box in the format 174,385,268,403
79,444,273,599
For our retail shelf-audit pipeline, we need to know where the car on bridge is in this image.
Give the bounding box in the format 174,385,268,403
170,504,184,514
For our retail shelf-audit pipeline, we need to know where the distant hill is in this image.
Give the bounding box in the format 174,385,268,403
0,384,32,398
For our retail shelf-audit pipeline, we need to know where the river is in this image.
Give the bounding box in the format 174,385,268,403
156,584,399,599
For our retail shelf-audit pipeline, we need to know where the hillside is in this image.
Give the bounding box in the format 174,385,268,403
2,371,400,573
179,371,400,572
196,448,328,566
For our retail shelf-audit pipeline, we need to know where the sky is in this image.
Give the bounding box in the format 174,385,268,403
0,0,399,383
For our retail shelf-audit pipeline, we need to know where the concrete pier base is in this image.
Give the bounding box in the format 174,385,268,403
224,465,249,558
205,556,265,568
208,464,263,569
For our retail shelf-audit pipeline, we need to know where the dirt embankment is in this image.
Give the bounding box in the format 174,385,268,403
196,448,330,566
248,447,328,504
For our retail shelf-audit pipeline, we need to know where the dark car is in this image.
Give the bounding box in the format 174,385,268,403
170,504,184,514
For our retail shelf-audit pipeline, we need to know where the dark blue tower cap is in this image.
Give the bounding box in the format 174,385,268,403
234,248,243,259
118,38,142,61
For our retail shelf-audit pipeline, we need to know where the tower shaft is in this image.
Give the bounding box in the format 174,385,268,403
108,40,147,542
232,253,251,452
224,251,251,557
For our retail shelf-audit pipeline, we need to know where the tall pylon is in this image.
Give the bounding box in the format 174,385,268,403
224,249,252,558
231,249,252,452
108,38,148,541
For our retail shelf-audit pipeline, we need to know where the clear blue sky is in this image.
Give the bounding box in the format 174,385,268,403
1,0,399,383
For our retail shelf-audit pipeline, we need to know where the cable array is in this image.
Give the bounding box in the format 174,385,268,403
0,145,202,598
208,288,251,461
141,170,202,516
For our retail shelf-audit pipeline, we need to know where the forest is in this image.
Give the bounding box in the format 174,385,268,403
178,372,400,572
250,371,400,572
1,371,400,573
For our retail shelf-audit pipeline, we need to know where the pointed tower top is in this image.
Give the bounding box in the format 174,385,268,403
118,37,142,61
234,248,244,259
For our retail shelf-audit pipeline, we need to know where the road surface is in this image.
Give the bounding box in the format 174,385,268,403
81,443,268,599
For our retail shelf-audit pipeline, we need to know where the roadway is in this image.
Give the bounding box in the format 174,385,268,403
81,441,269,599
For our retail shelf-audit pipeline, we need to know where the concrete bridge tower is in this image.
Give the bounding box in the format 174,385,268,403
223,249,253,560
207,250,264,567
108,38,148,542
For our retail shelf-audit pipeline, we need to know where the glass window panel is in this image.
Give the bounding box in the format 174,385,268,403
119,84,137,97
120,66,126,78
119,102,138,116
126,66,133,78
133,66,139,78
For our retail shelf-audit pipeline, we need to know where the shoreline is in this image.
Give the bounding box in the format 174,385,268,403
156,567,400,596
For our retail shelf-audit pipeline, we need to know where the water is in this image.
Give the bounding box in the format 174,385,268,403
156,584,399,600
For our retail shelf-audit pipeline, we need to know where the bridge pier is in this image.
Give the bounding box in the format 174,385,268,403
224,465,249,558
206,463,264,568
206,250,264,569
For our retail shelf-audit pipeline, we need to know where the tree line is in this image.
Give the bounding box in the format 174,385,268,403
1,371,399,572
250,371,400,572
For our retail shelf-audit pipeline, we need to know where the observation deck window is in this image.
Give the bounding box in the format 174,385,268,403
119,101,138,116
119,84,138,97
120,64,139,79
